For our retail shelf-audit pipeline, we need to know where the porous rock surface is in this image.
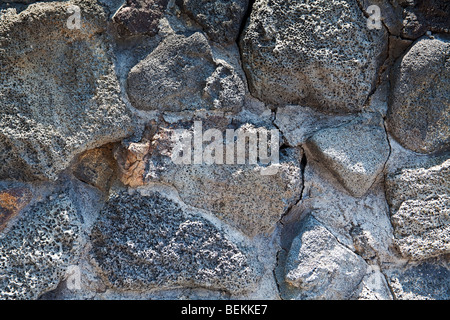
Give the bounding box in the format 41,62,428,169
0,0,449,301
90,189,261,294
0,0,134,181
126,32,246,113
387,35,450,154
177,0,249,44
112,0,169,37
385,159,450,260
113,121,303,237
0,192,82,300
240,0,388,112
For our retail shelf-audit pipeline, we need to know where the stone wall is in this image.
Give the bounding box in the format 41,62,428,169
0,0,448,300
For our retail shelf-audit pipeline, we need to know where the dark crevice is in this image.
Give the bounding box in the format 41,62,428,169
272,146,308,299
237,0,256,43
380,268,397,300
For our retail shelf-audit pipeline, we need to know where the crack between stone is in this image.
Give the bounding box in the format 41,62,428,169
271,140,307,299
380,267,397,300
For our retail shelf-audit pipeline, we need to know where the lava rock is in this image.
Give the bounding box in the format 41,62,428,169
239,0,388,112
90,189,261,294
0,0,134,181
387,35,450,154
112,0,169,37
177,0,249,44
126,32,246,112
0,192,82,299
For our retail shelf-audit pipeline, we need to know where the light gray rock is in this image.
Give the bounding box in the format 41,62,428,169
177,0,249,44
386,158,450,260
387,35,450,154
115,121,303,237
304,115,390,198
0,0,134,181
240,0,388,112
274,105,356,147
288,159,395,263
282,216,367,300
352,265,393,300
0,192,82,300
90,189,261,294
126,32,246,113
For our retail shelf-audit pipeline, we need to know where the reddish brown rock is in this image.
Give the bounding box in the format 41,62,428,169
114,141,151,188
113,124,171,188
0,187,32,231
73,145,117,192
112,0,169,37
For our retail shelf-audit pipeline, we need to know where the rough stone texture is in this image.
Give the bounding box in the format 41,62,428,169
127,32,246,113
72,145,117,192
112,0,169,37
0,0,448,301
274,105,356,147
1,0,37,3
386,258,450,300
282,216,367,300
352,265,393,300
286,160,395,263
305,115,390,197
401,0,450,39
177,0,249,44
240,0,388,112
0,0,134,181
90,189,261,294
115,121,304,237
387,35,450,154
357,0,404,36
0,187,32,231
0,192,81,300
386,159,450,260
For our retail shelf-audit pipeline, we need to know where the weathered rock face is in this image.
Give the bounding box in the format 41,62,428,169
387,35,450,154
305,115,390,197
401,0,450,39
0,187,32,232
0,0,134,181
0,192,82,300
72,145,117,192
282,216,367,300
177,0,249,44
112,0,169,37
274,105,357,147
0,0,449,301
127,32,246,113
386,258,450,300
90,189,261,294
115,121,304,237
386,159,450,260
240,0,388,112
296,160,395,263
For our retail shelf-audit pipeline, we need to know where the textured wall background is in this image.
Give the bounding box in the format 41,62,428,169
0,0,448,300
